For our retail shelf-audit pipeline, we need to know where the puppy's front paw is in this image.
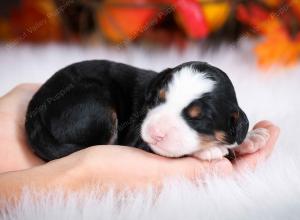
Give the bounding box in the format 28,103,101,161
235,128,270,154
193,146,229,161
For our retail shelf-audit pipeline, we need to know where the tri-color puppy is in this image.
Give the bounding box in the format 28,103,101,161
25,60,262,162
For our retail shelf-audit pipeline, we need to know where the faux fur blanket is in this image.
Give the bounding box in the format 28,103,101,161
0,42,299,220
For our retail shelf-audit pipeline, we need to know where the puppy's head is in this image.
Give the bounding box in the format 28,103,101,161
141,62,249,157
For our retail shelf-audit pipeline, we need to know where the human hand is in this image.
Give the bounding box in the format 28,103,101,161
61,120,279,191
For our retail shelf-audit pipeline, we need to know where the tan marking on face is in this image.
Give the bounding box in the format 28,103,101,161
214,131,227,143
199,131,227,149
188,105,202,118
159,89,166,101
199,134,217,149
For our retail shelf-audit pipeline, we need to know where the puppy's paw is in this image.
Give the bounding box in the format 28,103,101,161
193,146,229,161
235,128,270,155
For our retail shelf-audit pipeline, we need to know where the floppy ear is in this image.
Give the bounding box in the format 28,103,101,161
231,107,249,144
145,68,172,102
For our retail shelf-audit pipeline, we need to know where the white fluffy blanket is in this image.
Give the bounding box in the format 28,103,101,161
0,42,300,220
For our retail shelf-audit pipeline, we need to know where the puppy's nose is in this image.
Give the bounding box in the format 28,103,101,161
148,126,166,143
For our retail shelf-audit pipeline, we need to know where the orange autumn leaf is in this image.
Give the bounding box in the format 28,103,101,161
201,1,230,32
97,6,157,44
254,18,300,68
262,0,284,8
237,4,300,69
253,16,288,37
255,31,300,68
97,0,159,44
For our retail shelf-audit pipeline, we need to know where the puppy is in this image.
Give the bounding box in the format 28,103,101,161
26,60,251,162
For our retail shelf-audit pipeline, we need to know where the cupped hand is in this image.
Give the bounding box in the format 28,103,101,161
0,84,280,191
66,120,279,190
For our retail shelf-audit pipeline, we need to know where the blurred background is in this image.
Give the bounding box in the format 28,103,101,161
1,2,300,219
1,2,300,218
1,0,300,68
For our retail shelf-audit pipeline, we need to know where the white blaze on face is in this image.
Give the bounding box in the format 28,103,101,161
141,66,215,157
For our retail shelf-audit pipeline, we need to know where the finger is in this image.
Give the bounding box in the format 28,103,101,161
250,121,280,158
235,128,270,155
233,121,280,171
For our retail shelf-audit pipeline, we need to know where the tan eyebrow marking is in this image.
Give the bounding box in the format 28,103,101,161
159,89,166,101
188,105,202,118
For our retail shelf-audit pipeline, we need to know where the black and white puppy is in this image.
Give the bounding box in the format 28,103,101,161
25,60,249,162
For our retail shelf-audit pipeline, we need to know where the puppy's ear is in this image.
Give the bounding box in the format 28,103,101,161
230,107,249,144
160,68,172,75
145,68,172,103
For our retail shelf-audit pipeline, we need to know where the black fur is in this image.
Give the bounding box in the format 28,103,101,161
25,60,248,161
